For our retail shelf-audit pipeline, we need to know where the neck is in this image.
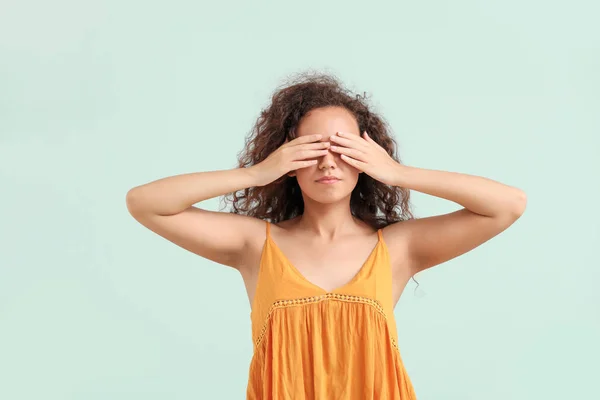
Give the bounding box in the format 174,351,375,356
296,196,359,240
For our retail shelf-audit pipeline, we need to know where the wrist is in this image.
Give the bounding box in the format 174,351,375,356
244,165,268,187
390,163,410,187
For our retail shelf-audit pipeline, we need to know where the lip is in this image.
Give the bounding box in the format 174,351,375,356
316,176,341,184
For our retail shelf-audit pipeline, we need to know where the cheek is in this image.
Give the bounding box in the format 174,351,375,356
293,167,314,183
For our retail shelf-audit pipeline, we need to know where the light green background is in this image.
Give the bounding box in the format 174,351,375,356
1,0,598,399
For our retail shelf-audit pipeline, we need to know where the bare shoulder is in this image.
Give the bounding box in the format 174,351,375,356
381,207,523,279
268,216,301,234
380,221,413,280
127,202,268,271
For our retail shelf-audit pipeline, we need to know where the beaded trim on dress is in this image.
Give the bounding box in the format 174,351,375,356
254,292,399,350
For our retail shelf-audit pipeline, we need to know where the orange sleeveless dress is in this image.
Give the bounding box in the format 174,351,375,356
246,221,417,399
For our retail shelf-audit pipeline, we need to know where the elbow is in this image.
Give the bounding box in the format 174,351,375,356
126,188,145,215
509,189,528,219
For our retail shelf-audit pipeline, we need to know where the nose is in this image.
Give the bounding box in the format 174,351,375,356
317,147,337,170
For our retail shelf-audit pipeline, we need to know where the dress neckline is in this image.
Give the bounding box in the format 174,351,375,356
266,227,382,294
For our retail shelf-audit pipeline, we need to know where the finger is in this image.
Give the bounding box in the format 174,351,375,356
292,160,319,169
329,132,368,150
340,154,366,170
285,134,322,147
335,131,368,144
293,149,330,160
329,144,367,161
363,131,387,153
298,141,331,151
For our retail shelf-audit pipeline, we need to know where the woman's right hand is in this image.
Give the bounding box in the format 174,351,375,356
250,134,330,186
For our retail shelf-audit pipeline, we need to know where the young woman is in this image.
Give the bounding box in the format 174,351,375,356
126,73,527,399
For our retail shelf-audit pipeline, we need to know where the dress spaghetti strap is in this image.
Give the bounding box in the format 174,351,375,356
246,220,416,399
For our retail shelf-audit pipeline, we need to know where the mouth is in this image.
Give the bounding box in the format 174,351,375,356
316,177,341,184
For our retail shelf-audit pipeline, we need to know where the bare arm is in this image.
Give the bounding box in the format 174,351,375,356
325,131,527,279
383,165,527,277
125,133,328,270
125,167,265,269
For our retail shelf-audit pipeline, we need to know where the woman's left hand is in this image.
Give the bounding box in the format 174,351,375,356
329,131,403,186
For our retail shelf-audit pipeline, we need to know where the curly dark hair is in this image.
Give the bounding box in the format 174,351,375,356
221,71,415,230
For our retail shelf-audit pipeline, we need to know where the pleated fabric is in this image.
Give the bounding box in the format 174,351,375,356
246,221,417,400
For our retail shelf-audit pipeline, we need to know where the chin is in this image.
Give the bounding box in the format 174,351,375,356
308,193,347,204
301,182,356,204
